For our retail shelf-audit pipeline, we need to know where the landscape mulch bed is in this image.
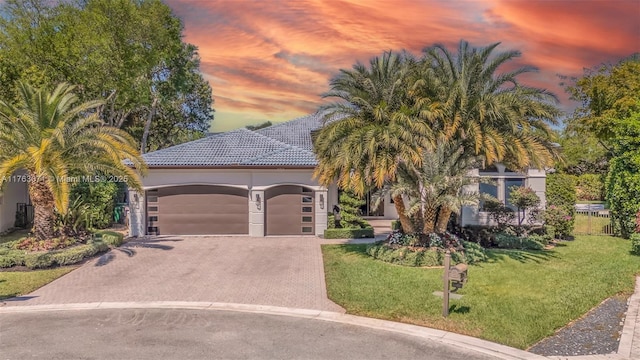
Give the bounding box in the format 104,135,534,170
528,296,628,356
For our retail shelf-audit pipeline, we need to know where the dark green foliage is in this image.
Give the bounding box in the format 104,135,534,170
546,174,577,209
508,186,541,225
461,241,487,264
326,213,336,229
605,110,640,239
70,180,119,229
484,199,516,228
495,233,544,250
0,240,109,268
576,174,605,201
324,228,374,239
338,190,369,229
631,234,640,255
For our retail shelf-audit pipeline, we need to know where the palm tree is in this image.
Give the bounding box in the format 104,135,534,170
375,140,481,233
313,51,436,232
0,82,146,240
421,40,561,171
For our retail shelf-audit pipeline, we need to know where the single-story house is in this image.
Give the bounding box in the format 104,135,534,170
128,113,547,237
0,170,31,233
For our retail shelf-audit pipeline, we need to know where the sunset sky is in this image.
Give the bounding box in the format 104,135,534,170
165,0,640,132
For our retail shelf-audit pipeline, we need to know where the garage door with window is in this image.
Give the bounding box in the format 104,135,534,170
146,185,249,235
265,186,315,235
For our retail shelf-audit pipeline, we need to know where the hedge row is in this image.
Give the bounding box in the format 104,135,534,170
324,228,374,239
0,240,110,269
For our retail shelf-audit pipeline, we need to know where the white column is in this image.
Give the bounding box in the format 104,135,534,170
128,190,145,237
315,189,328,236
249,189,265,237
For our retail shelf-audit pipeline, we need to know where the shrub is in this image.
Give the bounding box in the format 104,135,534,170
337,190,369,229
324,228,374,239
544,225,556,240
327,213,336,229
631,233,640,256
484,199,516,228
366,243,445,267
495,233,544,250
606,154,640,239
70,179,119,229
0,250,25,268
15,237,77,252
576,174,605,201
508,186,541,225
546,173,577,209
461,241,487,264
24,253,54,269
458,225,497,248
543,205,574,239
94,230,124,247
49,242,109,266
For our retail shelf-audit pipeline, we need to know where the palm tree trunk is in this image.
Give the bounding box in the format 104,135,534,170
423,205,437,234
392,195,413,233
435,206,453,233
28,175,56,240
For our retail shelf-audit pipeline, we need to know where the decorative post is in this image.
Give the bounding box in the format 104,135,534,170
443,250,450,317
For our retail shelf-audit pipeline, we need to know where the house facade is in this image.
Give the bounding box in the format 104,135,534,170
128,114,546,237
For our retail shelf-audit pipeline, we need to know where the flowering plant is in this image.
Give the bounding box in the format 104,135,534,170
542,205,574,239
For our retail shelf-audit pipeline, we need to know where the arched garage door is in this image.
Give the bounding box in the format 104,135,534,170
146,185,249,235
265,186,315,236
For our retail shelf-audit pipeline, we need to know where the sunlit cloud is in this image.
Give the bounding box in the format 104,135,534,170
166,0,640,132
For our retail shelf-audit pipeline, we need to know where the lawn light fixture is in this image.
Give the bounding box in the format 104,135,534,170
320,194,324,209
255,193,261,210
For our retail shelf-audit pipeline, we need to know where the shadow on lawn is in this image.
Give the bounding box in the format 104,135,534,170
484,249,557,264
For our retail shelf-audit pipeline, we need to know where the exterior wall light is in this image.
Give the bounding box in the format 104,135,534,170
319,194,324,209
255,193,261,210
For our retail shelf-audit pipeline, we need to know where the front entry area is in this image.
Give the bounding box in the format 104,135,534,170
265,185,315,235
146,185,249,235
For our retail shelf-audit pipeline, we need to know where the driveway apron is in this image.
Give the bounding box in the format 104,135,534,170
2,236,344,312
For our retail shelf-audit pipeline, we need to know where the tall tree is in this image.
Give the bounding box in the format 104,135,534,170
0,83,146,240
421,40,561,171
313,51,436,233
0,0,214,151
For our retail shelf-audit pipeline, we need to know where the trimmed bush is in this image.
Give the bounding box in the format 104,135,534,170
631,233,640,255
366,243,445,267
0,240,110,269
495,233,544,250
324,228,374,239
546,174,577,209
94,230,125,247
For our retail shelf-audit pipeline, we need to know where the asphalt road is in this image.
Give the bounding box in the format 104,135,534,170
0,308,499,360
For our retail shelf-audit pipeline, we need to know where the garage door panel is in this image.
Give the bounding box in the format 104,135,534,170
148,185,248,235
265,186,314,236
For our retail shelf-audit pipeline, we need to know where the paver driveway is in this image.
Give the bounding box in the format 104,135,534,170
2,236,344,312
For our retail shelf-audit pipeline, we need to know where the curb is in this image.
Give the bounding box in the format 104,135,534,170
0,301,546,360
618,276,640,359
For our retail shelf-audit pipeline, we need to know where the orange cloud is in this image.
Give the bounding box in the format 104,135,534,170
166,0,640,132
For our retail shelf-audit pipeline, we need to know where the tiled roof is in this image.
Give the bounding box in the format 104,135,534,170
141,116,323,167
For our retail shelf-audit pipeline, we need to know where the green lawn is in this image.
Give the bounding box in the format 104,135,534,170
574,213,612,235
0,267,76,300
322,235,639,349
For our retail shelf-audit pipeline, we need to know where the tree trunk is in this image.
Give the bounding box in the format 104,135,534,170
423,205,437,234
28,175,56,240
392,194,413,233
140,96,158,153
435,206,453,234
